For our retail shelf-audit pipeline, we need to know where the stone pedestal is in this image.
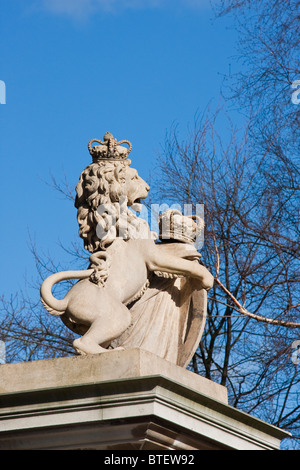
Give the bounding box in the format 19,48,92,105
0,349,289,450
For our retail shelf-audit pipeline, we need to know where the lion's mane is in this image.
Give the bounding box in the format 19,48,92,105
75,159,142,253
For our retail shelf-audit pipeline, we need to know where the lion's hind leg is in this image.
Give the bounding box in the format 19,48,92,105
73,337,108,355
72,297,131,356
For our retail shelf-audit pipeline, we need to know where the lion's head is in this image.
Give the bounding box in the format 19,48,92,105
75,159,150,253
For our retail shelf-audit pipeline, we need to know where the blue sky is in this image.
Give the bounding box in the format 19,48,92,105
0,0,239,297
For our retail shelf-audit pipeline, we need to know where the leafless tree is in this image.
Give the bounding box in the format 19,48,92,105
217,0,300,154
153,109,300,449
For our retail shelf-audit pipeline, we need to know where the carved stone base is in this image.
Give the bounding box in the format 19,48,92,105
0,349,289,450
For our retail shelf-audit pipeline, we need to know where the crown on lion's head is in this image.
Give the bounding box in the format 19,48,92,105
88,132,132,163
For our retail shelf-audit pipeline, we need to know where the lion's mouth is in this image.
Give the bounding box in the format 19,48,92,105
131,198,142,213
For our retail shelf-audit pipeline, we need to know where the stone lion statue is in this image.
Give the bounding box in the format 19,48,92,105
40,133,213,358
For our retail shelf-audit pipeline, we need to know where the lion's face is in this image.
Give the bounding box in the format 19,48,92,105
124,166,150,207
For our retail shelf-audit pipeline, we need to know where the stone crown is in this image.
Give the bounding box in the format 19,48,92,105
88,132,132,162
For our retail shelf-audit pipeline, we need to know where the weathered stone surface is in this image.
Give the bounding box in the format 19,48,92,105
0,348,227,403
0,350,289,450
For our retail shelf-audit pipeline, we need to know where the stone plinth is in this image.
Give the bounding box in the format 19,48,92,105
0,349,289,450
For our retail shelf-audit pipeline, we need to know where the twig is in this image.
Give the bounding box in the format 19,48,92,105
215,277,300,328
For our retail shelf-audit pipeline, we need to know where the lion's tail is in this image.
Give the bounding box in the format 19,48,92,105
40,269,93,316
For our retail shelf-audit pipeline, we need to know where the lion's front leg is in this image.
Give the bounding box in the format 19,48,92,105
147,243,214,290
